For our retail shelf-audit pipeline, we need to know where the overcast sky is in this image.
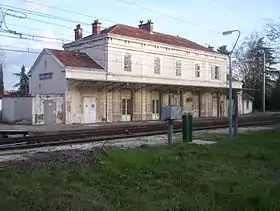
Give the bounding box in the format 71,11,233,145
0,0,279,89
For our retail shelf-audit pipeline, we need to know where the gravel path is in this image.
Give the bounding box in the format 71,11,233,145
0,124,279,163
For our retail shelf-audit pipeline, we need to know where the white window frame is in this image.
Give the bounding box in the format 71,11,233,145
194,63,200,78
154,57,161,74
123,53,132,72
175,60,182,76
211,65,220,80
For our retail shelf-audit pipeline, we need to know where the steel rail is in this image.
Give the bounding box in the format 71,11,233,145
0,119,278,151
0,116,277,146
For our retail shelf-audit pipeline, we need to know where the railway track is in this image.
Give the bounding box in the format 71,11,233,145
0,116,279,151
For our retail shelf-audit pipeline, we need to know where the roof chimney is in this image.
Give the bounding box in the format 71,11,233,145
139,19,153,33
208,45,214,50
74,24,83,40
92,19,102,34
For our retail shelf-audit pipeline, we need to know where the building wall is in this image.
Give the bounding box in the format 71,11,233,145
106,35,230,88
65,38,108,69
66,83,231,124
2,97,32,123
63,34,242,89
66,82,103,124
32,94,64,125
29,53,67,95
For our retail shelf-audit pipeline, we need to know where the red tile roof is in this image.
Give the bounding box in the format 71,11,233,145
99,24,217,53
49,49,104,69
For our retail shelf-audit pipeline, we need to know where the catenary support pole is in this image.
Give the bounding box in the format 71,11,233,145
228,55,233,137
263,51,266,113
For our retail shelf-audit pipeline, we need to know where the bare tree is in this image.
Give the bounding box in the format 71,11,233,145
233,32,278,110
266,20,280,60
266,21,280,42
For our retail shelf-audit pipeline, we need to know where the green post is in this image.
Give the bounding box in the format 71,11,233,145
188,113,193,142
182,114,188,142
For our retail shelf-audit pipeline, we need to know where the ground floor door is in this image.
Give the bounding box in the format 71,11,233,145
44,100,56,125
192,94,200,117
83,97,97,123
212,93,218,117
152,99,160,120
121,98,132,121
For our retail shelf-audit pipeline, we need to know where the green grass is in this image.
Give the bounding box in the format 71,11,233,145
1,131,280,211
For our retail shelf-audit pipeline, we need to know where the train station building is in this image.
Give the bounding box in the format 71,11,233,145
26,20,246,125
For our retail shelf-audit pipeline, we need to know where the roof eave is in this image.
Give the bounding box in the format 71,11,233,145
63,34,107,48
65,66,105,71
28,48,66,75
107,33,227,58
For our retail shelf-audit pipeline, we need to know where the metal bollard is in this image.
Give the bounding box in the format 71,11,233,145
167,119,173,145
188,113,193,142
182,114,188,142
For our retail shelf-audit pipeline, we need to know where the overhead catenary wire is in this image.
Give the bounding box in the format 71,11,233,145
7,22,73,38
0,33,65,44
22,0,118,24
112,0,222,34
0,4,99,31
0,7,74,43
0,1,227,50
0,5,93,34
22,0,222,35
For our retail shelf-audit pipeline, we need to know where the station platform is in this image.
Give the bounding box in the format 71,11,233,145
0,112,278,136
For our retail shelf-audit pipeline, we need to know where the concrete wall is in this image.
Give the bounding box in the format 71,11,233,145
66,82,107,124
66,83,231,124
2,97,32,123
62,33,242,89
32,94,64,125
29,52,67,95
64,38,108,69
105,35,232,88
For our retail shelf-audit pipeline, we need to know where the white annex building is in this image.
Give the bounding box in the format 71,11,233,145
28,19,247,125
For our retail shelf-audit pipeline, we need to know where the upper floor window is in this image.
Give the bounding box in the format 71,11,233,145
176,61,182,76
195,63,200,78
211,65,220,80
44,61,47,68
154,57,161,74
124,53,132,72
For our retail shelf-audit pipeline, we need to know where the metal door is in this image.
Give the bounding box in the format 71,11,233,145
152,99,160,120
212,93,218,117
83,98,97,123
44,100,56,125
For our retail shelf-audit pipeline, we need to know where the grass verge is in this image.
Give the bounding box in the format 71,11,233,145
1,131,280,210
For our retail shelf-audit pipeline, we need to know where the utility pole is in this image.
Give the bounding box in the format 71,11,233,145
228,54,233,137
223,29,241,138
262,51,266,113
0,64,3,96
